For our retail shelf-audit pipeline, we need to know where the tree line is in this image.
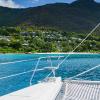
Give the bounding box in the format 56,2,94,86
0,26,99,53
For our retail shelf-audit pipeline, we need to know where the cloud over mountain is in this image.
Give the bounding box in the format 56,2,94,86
0,0,24,8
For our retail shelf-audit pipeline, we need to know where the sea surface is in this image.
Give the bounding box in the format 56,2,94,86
0,54,100,96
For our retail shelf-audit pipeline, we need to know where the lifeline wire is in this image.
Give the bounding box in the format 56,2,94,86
0,68,45,80
68,64,100,79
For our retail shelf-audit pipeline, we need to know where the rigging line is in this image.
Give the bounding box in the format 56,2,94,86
0,56,63,65
0,59,36,65
67,64,100,79
0,68,45,80
57,23,100,68
30,58,41,86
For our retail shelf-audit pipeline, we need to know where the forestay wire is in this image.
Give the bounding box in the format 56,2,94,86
43,23,100,82
57,22,100,68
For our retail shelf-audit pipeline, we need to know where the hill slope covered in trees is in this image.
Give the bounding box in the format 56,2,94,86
0,0,100,33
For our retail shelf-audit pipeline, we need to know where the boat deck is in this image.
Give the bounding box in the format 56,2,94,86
0,77,100,100
56,80,100,100
0,77,62,100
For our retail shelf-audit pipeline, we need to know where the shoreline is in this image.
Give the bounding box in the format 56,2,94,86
34,52,100,54
0,52,99,54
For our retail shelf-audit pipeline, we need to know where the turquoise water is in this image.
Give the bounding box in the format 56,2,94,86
0,54,100,96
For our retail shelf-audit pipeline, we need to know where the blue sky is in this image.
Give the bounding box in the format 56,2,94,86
15,0,75,7
0,0,100,8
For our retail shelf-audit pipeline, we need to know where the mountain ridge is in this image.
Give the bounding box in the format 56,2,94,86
0,0,100,33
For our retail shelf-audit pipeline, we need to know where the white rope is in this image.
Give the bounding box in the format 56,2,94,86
0,56,63,65
57,23,100,68
67,64,100,79
0,59,35,65
0,68,45,80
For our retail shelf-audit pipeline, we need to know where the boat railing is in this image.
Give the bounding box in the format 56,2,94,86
0,55,100,86
29,56,64,86
0,56,65,86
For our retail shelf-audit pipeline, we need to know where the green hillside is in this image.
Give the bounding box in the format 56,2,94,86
0,0,100,53
0,0,100,33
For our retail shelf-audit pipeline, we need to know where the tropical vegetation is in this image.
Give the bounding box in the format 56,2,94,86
0,26,99,53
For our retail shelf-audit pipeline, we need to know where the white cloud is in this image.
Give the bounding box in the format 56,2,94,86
0,0,24,8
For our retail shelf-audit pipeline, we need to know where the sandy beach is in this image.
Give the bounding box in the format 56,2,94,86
0,52,99,55
33,52,100,54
